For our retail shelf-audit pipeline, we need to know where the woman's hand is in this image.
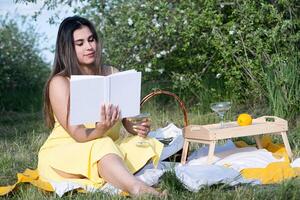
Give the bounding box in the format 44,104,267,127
132,118,151,138
95,104,120,133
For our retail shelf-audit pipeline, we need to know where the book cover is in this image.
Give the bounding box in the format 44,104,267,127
70,70,141,125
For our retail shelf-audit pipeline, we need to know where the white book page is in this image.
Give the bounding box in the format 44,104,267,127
109,71,141,118
70,76,107,125
71,75,103,80
108,69,136,77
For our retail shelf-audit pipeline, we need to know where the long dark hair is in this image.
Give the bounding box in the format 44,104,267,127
44,16,102,129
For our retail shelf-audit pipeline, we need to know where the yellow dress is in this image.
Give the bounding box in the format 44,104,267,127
37,120,163,189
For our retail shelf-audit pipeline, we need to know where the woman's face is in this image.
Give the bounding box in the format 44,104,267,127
73,25,97,66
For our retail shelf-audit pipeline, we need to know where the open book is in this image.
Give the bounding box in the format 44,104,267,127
70,70,141,125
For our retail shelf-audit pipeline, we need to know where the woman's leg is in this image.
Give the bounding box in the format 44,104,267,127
98,154,162,196
52,167,86,179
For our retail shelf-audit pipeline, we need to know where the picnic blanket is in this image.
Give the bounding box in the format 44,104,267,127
1,124,300,196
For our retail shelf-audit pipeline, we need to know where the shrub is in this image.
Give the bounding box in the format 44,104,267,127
76,0,299,108
0,16,50,112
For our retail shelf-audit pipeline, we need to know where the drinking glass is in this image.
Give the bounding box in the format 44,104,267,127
210,102,231,128
127,113,151,147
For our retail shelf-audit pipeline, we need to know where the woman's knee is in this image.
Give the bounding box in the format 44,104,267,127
98,153,122,166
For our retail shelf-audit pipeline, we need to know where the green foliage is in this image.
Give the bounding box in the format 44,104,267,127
0,16,50,112
73,0,299,111
19,0,300,118
263,54,300,121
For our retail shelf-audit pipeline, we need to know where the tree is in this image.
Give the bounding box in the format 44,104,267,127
0,16,50,112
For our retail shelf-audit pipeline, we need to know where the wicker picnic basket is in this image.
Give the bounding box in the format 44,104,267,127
140,89,189,127
140,89,189,161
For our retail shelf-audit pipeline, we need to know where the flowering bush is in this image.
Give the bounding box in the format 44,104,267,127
72,0,299,110
19,0,300,116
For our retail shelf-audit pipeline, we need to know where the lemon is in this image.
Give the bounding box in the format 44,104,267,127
237,113,252,126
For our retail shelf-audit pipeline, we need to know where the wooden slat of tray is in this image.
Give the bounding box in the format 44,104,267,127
184,119,288,140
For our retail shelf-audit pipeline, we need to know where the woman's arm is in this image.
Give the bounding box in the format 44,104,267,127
49,76,119,143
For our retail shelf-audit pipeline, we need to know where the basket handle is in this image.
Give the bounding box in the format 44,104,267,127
140,89,189,127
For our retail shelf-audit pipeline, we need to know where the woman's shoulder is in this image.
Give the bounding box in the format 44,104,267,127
50,75,69,85
49,75,70,93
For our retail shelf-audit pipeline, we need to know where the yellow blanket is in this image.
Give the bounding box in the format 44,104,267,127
236,136,300,184
0,169,53,196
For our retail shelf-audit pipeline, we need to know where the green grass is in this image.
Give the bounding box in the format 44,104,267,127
1,108,300,200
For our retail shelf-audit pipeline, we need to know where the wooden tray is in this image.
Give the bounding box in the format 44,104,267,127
181,116,293,164
184,116,288,140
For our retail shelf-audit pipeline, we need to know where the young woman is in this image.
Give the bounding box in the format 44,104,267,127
38,16,165,197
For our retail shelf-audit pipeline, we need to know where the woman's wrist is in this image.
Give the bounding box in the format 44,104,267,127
94,123,108,138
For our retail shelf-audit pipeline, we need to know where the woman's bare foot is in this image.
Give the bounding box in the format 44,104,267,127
129,181,168,198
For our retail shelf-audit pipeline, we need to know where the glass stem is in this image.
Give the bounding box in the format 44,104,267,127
220,115,224,128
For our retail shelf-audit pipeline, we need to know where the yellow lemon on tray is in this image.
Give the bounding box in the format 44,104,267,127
237,113,252,126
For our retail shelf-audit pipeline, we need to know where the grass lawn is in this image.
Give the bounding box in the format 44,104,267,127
1,107,300,200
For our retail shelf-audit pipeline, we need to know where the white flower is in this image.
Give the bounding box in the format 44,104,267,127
154,6,159,10
156,53,162,58
99,25,104,32
170,45,177,52
152,18,161,28
229,30,234,35
128,18,133,26
147,63,152,67
235,40,238,44
160,50,167,56
220,3,224,8
158,68,164,74
152,18,157,24
179,76,183,81
216,73,222,79
135,55,141,62
145,67,152,72
141,4,146,8
154,14,158,18
183,20,188,25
